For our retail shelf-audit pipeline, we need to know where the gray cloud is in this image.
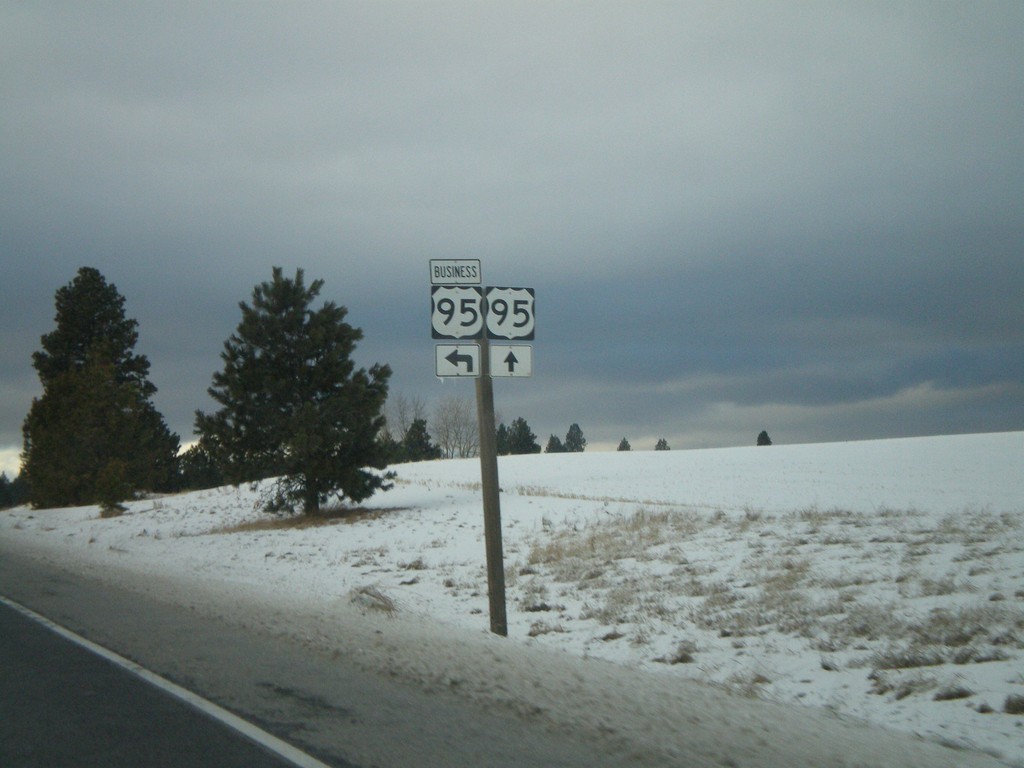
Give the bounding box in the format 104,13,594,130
2,2,1022,474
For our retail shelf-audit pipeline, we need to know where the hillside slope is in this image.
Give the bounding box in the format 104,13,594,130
3,431,1022,766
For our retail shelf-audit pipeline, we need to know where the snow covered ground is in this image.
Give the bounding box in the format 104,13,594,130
3,431,1023,767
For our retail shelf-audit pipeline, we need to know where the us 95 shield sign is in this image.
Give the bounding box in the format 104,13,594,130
431,286,484,339
485,287,534,340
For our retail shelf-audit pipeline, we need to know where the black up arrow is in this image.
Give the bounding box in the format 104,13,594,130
446,348,474,373
502,351,519,373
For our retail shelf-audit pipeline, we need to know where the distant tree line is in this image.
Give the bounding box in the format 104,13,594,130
15,267,775,515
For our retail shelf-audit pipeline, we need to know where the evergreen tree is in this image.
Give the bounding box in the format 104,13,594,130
378,431,403,465
195,267,393,514
617,437,631,451
95,459,131,517
0,473,12,508
22,269,179,508
545,435,566,453
507,417,540,455
0,473,29,508
23,354,178,507
32,267,154,394
402,418,441,462
564,423,586,452
757,430,772,446
495,423,511,456
655,438,670,451
13,473,29,506
177,440,225,491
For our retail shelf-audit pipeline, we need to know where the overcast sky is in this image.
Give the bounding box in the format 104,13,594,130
2,2,1022,476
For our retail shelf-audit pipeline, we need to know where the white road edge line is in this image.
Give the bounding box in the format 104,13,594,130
0,593,336,768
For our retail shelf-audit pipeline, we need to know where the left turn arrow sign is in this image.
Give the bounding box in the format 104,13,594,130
435,344,480,378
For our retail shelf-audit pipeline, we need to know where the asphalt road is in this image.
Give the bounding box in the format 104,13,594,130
0,549,609,768
0,598,311,768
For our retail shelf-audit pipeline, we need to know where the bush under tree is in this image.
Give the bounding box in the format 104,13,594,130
21,267,179,508
195,267,393,514
96,459,131,517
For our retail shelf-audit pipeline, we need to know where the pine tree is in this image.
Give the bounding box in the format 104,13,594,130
757,430,772,446
177,440,225,491
0,473,29,508
195,268,393,514
655,438,670,451
507,417,540,455
617,437,631,451
545,435,566,453
23,353,179,507
564,423,586,452
96,459,131,517
0,474,12,509
32,267,154,394
402,418,441,462
495,423,511,456
22,269,179,508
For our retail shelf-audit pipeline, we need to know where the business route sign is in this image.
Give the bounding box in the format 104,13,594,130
430,259,481,285
429,262,535,372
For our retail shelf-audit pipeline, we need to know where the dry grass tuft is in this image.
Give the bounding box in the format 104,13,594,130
208,506,405,534
527,506,704,570
350,585,398,615
1004,694,1024,714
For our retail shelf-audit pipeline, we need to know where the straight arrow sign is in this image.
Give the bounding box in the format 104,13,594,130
489,344,532,377
501,350,519,373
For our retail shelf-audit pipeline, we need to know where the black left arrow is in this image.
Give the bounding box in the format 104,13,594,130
446,348,474,372
502,351,519,373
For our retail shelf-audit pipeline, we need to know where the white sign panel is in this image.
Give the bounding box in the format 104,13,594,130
485,287,535,340
435,344,480,377
430,259,481,285
489,344,532,377
431,286,484,339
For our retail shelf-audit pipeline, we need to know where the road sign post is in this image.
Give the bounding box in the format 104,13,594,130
428,262,535,637
475,334,507,636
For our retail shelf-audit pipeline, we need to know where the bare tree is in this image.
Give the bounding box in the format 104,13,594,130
433,395,479,458
383,393,428,443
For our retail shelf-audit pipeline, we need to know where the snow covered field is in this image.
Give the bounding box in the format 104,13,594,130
3,431,1023,766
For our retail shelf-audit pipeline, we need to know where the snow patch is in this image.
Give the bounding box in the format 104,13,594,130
3,432,1022,766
